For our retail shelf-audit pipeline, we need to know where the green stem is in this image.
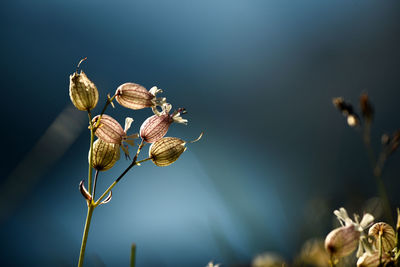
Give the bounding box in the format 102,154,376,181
95,140,145,205
88,111,94,195
78,204,94,267
92,170,99,201
135,157,152,165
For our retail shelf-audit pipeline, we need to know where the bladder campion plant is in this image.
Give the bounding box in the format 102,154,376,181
69,58,202,267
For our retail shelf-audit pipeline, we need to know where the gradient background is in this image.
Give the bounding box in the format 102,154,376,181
1,0,400,266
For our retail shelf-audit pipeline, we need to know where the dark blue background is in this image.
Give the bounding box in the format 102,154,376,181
1,1,399,266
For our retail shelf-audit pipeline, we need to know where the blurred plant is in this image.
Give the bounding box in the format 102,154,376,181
69,58,202,267
252,252,287,267
332,93,399,224
324,207,400,267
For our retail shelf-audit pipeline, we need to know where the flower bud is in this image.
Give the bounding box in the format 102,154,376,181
149,137,186,166
115,83,166,110
325,225,360,258
140,104,187,143
356,252,391,267
368,222,396,253
69,59,99,111
90,139,120,171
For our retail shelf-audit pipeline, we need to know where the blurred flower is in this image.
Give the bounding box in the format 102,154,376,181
368,222,396,253
252,252,286,267
294,239,330,267
115,83,166,110
359,93,374,122
356,251,391,267
92,115,139,157
205,261,220,267
140,103,187,143
325,208,374,258
90,138,120,171
69,66,99,111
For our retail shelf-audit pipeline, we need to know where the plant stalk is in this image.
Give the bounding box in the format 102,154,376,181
78,204,94,267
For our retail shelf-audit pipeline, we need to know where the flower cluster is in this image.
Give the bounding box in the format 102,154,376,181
69,58,203,267
324,207,400,267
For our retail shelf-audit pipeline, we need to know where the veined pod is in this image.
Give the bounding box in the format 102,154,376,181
115,83,166,110
325,225,360,258
90,139,120,171
92,115,139,157
69,59,99,111
368,222,396,253
149,137,186,167
356,251,391,267
140,104,187,143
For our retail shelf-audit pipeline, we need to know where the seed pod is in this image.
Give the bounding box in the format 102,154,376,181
368,222,396,253
149,137,186,167
325,225,360,258
115,83,166,110
90,139,120,171
69,59,99,111
140,104,187,143
356,252,391,267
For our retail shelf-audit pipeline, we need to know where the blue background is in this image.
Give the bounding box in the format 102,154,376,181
0,1,399,266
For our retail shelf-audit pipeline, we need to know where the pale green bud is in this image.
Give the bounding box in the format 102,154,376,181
69,70,99,111
90,139,120,171
149,137,186,167
368,222,396,253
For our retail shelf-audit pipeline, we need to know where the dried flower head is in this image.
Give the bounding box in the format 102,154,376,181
140,103,187,143
69,58,99,111
356,251,391,267
90,138,120,171
368,222,396,253
115,83,166,110
149,137,186,167
149,133,202,167
92,115,139,157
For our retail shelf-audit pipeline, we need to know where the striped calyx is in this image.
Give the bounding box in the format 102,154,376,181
368,222,396,253
140,104,187,143
90,139,120,171
69,71,99,111
149,137,186,167
93,115,125,144
115,83,166,110
325,225,360,258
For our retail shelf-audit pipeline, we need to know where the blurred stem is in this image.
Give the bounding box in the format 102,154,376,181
78,204,94,267
378,231,383,266
362,120,393,225
95,139,146,205
130,243,136,267
87,111,94,196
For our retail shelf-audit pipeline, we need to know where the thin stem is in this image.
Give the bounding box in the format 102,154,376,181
362,121,393,225
78,204,94,267
92,170,99,201
93,94,117,132
378,232,383,266
135,157,152,165
88,111,94,196
130,243,136,267
95,139,146,205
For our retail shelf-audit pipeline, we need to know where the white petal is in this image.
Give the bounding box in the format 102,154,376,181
359,213,374,230
149,86,163,96
124,117,134,133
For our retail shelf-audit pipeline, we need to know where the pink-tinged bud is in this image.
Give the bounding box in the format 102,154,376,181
90,139,120,171
325,225,360,258
149,137,187,167
140,104,187,143
69,59,99,111
93,115,125,144
368,222,396,253
92,115,139,157
357,252,391,267
115,83,166,110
